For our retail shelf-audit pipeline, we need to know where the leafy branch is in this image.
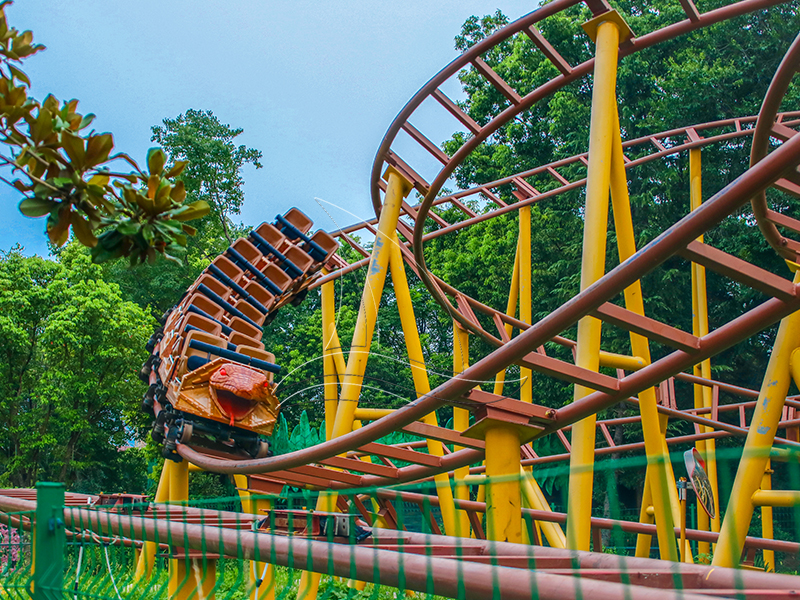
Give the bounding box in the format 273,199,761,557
0,1,209,264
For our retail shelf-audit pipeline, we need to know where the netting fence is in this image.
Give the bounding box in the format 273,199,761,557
1,446,799,600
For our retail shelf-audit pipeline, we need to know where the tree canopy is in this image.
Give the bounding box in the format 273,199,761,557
0,243,154,490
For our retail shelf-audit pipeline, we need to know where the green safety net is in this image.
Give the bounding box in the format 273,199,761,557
1,445,798,600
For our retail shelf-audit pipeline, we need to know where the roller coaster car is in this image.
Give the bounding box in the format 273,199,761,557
143,208,341,460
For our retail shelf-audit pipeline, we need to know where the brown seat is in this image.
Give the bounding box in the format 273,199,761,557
252,222,289,252
237,346,278,383
309,230,339,263
233,299,266,328
229,331,264,351
283,245,314,279
243,280,276,313
209,255,244,282
262,263,293,294
180,313,223,338
281,208,313,235
231,237,264,265
228,315,262,340
188,274,232,301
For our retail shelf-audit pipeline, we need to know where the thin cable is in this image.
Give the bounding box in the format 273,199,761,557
103,544,124,600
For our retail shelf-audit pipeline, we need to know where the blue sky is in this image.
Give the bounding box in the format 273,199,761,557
1,0,538,256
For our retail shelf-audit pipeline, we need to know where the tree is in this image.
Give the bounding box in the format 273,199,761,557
151,109,263,247
102,110,263,317
0,242,154,489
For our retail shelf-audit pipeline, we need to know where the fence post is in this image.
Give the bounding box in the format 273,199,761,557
32,482,65,600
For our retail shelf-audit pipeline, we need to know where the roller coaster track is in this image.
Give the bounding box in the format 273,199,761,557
8,0,796,597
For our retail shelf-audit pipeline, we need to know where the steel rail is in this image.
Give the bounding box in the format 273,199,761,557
401,0,795,336
0,495,714,600
178,132,800,477
750,32,800,260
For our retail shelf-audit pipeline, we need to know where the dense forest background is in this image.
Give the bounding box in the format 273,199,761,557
0,0,798,530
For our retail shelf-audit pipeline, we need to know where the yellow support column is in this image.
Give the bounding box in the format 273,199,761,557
566,16,620,552
453,322,474,538
297,168,412,600
321,275,339,441
520,468,567,548
634,476,654,557
609,106,680,562
134,460,172,582
713,276,800,567
689,148,721,546
235,476,276,600
519,206,532,405
494,236,521,395
167,460,196,600
389,236,459,537
485,426,522,544
762,461,775,572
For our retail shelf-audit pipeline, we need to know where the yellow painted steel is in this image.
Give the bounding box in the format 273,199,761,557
520,468,567,548
519,206,532,405
388,234,459,537
453,322,474,538
297,169,412,600
235,476,276,600
321,275,339,441
751,489,800,507
353,407,395,420
634,478,656,557
134,460,172,581
167,459,193,600
494,236,521,395
599,351,646,371
609,107,680,562
761,461,775,571
713,279,800,568
566,18,619,552
329,169,411,437
689,148,721,548
679,479,687,563
485,426,523,543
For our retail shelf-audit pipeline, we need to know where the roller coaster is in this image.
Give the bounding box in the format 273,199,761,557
2,0,800,598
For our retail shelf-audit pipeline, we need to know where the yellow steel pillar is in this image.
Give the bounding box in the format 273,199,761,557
761,461,775,572
167,459,198,600
634,476,654,557
609,107,680,562
689,148,720,547
453,322,474,538
494,236,521,395
520,468,567,548
485,426,522,543
134,460,172,582
389,236,459,536
235,477,276,600
713,276,800,567
328,167,412,438
321,275,339,441
297,168,412,600
519,206,532,405
566,15,621,552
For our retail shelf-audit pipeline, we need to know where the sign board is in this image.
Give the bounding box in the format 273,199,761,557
684,448,715,519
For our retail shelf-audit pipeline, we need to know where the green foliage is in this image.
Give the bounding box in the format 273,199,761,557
151,109,263,246
102,110,260,317
0,4,209,263
0,243,155,489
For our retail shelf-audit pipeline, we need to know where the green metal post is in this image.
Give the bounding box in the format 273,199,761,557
32,482,65,600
